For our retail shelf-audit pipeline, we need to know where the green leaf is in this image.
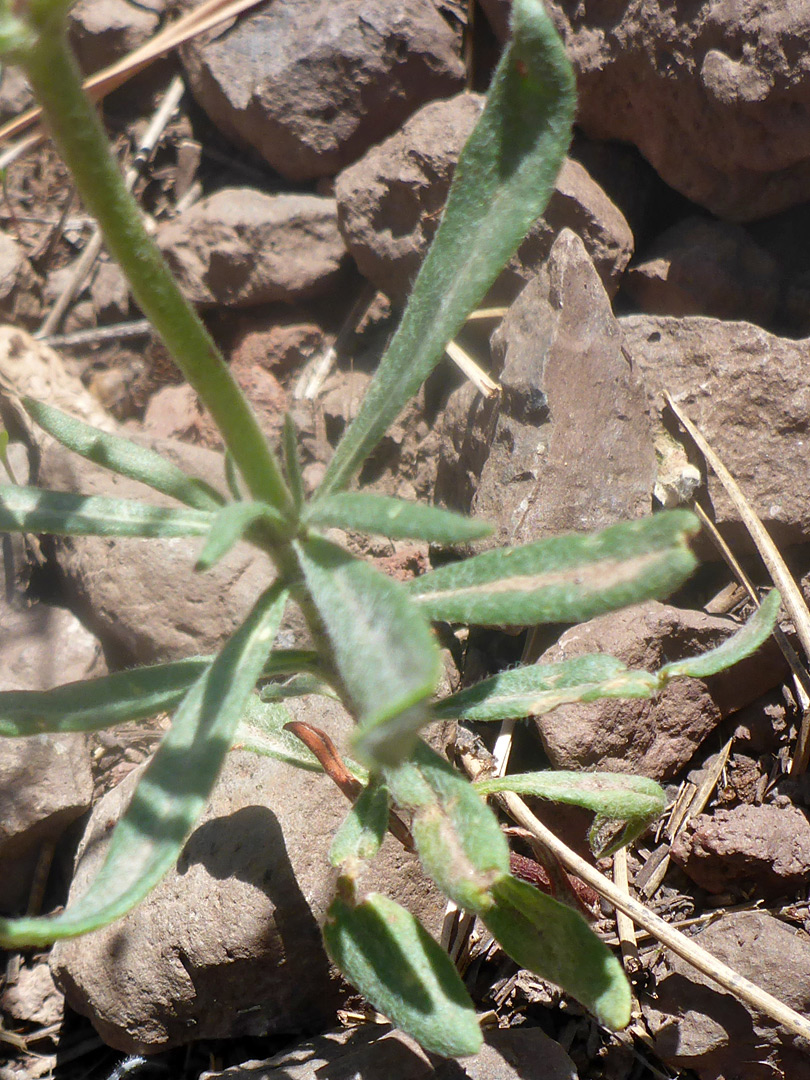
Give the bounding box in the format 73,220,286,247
407,511,700,626
293,535,441,766
258,673,337,702
324,890,482,1058
0,584,288,947
305,492,492,545
476,772,667,855
483,875,631,1030
434,654,659,723
329,780,391,866
23,397,224,512
282,413,304,513
195,501,291,570
232,697,322,772
384,740,509,912
659,588,781,680
318,0,575,496
0,484,215,538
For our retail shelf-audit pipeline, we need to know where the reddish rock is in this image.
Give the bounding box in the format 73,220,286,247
336,93,633,304
436,230,654,549
533,601,787,780
671,803,810,897
157,190,347,308
179,0,465,182
624,216,780,327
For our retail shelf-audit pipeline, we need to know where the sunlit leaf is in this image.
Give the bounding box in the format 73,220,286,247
232,697,322,772
195,501,290,570
306,492,492,544
329,780,391,866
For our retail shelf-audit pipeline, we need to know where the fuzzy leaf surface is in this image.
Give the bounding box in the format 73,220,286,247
0,584,288,947
407,511,699,626
0,484,214,538
232,697,322,772
384,740,508,912
306,493,492,544
195,501,290,570
24,397,223,511
483,875,631,1030
318,0,575,495
293,535,440,765
329,780,391,866
324,892,482,1057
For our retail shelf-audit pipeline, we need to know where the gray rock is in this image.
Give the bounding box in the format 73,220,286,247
67,0,162,74
624,216,780,328
533,601,787,780
156,190,347,308
200,1023,577,1079
180,0,465,182
643,912,810,1080
544,1,810,221
671,803,810,897
51,697,444,1054
622,315,810,549
336,93,633,304
0,232,41,327
436,230,654,549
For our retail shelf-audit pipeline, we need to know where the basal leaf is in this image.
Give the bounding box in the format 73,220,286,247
324,891,482,1058
0,584,288,947
23,397,224,511
384,740,508,912
318,0,575,495
305,492,492,545
483,875,631,1030
232,696,322,772
195,501,291,570
293,535,440,766
0,484,214,538
329,780,391,866
407,511,700,626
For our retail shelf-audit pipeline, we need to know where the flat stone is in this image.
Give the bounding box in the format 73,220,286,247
179,0,465,182
436,229,654,549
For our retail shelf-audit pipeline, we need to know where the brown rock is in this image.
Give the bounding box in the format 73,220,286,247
643,912,810,1080
336,93,633,304
671,803,810,897
1,960,63,1028
51,697,444,1054
622,315,810,549
545,1,810,221
67,0,161,74
156,190,347,308
533,601,787,780
624,216,780,327
0,232,41,327
179,0,465,182
199,1023,577,1080
436,230,654,548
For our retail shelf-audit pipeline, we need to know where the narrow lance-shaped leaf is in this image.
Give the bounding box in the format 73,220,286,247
407,510,700,626
282,413,304,514
324,890,483,1058
195,501,291,571
0,649,324,738
329,780,391,866
232,697,322,772
0,584,288,947
483,875,631,1030
0,484,214,539
384,739,508,912
317,0,575,496
23,397,224,512
435,590,781,723
293,535,441,766
305,492,492,545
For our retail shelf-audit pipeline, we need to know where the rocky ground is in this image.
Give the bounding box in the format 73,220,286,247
2,1,810,1078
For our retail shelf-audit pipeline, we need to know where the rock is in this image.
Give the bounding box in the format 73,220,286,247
199,1023,577,1079
180,0,465,182
623,216,780,328
89,259,131,324
749,201,810,336
436,230,654,549
51,696,444,1054
544,1,810,221
1,960,63,1028
36,435,305,664
671,804,810,897
533,601,787,780
477,0,510,43
228,309,328,378
643,911,810,1079
621,315,810,549
67,0,162,74
0,67,34,126
0,233,41,327
336,93,633,305
156,190,347,308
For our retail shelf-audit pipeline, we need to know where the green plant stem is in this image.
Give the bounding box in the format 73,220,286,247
19,8,291,512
